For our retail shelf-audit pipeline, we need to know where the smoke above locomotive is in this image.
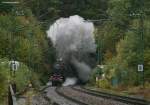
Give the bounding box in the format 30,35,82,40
47,15,96,85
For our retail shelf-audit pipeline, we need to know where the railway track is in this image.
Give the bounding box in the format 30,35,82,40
55,86,131,105
46,86,79,105
55,87,88,105
72,86,150,105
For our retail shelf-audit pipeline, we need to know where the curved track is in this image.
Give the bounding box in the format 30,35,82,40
55,86,131,105
46,86,78,105
71,86,150,105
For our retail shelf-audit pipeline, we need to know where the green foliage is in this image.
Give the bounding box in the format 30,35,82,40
0,58,41,104
0,0,13,14
0,0,57,89
116,31,142,67
95,22,123,60
102,28,145,86
0,14,55,73
0,59,9,104
98,79,111,89
144,49,150,82
89,67,103,85
21,0,108,24
95,0,150,87
0,0,149,92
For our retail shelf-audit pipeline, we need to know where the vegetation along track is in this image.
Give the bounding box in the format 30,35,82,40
71,86,150,105
55,86,131,105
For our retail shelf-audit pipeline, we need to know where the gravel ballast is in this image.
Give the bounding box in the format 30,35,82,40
57,86,131,105
45,87,78,105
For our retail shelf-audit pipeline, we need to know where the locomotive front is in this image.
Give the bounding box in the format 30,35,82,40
51,59,65,86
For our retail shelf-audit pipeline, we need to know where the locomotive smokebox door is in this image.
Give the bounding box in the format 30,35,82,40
51,59,64,86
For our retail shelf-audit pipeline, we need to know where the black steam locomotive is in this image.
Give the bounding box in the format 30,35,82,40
51,59,65,86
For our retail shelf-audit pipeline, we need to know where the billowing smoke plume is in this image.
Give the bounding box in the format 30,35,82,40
63,77,77,86
71,58,91,82
47,15,96,85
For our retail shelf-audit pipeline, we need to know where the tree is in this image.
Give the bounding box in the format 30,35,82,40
0,0,13,14
0,13,55,81
96,0,150,86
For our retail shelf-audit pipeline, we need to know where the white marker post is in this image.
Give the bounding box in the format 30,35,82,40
138,64,144,87
9,61,19,77
138,64,143,72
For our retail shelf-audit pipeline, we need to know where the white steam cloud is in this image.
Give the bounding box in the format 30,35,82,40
47,15,96,85
63,77,77,86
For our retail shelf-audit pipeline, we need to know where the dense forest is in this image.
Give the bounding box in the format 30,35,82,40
0,0,150,104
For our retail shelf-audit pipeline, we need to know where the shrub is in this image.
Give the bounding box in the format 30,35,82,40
98,79,111,89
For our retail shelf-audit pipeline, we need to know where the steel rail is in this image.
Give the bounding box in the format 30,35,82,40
71,86,150,105
55,87,88,105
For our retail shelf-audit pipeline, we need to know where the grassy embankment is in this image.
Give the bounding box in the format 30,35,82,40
0,58,41,105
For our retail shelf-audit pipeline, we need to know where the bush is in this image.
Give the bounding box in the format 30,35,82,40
89,67,103,86
145,81,150,88
98,79,111,89
0,58,42,104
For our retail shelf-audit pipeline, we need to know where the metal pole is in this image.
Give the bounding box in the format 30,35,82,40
139,12,144,87
97,36,100,65
28,30,34,85
100,38,103,65
88,18,111,65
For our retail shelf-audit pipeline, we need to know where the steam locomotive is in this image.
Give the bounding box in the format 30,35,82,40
51,59,65,86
